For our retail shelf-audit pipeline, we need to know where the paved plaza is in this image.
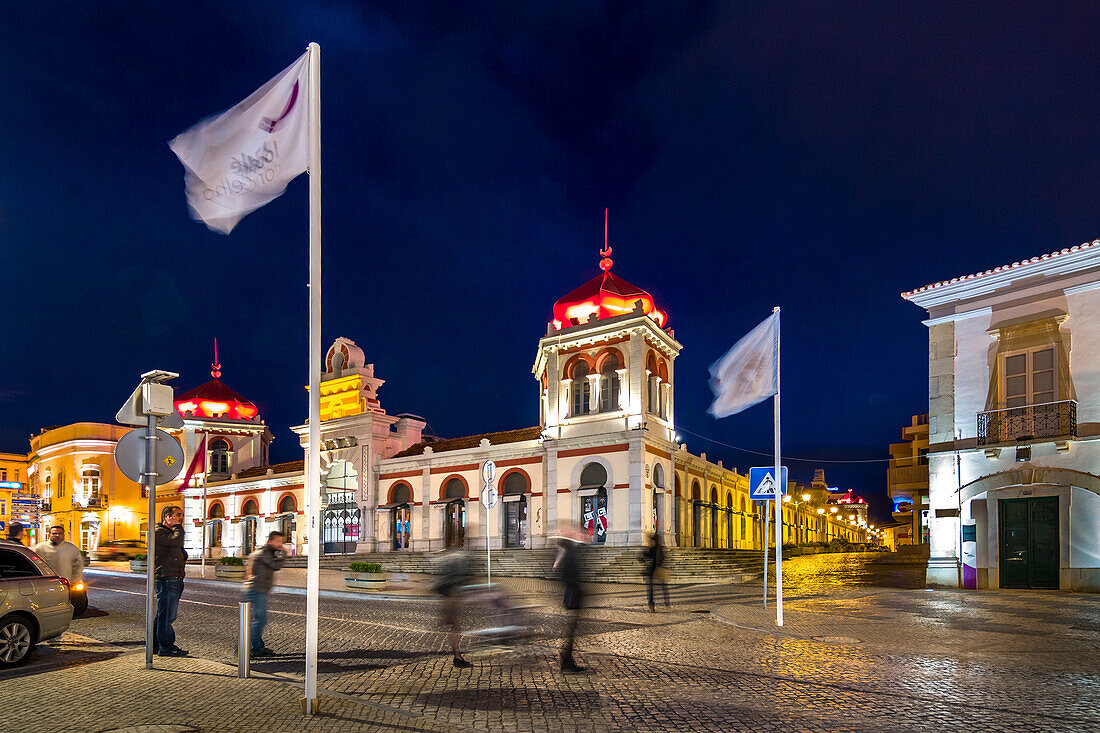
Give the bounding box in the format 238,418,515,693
1,555,1097,732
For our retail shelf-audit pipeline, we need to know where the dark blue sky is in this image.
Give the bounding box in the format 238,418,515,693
2,3,1098,521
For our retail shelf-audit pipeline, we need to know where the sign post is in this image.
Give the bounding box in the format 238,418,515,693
481,460,497,585
750,465,787,623
114,370,182,668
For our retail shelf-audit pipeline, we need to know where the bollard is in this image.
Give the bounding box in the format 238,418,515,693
239,601,251,678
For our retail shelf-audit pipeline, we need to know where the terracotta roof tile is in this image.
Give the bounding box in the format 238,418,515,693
236,460,304,479
392,426,542,459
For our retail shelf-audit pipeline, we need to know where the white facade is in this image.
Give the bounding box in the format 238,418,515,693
905,239,1100,591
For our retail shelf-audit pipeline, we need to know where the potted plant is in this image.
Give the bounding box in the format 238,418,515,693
215,556,246,581
345,562,387,591
130,553,148,573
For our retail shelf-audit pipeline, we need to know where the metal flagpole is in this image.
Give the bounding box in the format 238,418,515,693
303,40,322,716
773,306,783,627
762,499,769,608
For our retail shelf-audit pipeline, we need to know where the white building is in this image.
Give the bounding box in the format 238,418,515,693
904,238,1100,591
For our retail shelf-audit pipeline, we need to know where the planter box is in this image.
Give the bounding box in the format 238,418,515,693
129,560,147,573
344,572,388,591
215,566,246,581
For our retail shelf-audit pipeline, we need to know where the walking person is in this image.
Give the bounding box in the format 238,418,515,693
34,526,86,614
243,531,287,658
153,505,188,657
553,527,587,674
432,549,473,669
641,532,671,612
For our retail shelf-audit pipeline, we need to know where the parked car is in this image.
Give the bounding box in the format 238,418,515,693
0,543,73,667
90,540,146,562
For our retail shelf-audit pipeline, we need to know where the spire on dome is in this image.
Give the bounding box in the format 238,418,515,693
211,337,222,379
600,207,613,271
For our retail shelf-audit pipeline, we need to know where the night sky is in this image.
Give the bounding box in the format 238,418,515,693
3,3,1099,522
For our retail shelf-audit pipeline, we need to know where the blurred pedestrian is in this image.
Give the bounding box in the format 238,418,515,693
641,532,671,612
553,527,587,674
432,549,473,668
3,521,24,545
243,530,287,657
153,505,188,657
34,526,86,614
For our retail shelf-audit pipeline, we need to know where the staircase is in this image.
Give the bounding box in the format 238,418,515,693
284,545,765,584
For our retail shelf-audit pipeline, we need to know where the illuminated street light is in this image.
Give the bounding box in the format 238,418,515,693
816,508,825,515
783,494,792,503
801,493,811,502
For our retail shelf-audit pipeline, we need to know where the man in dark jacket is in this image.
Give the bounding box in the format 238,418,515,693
553,528,587,674
243,531,286,657
153,505,188,657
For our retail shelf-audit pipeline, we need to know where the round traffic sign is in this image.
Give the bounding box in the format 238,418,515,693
114,428,185,485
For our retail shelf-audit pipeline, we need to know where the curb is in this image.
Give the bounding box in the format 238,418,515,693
83,568,439,603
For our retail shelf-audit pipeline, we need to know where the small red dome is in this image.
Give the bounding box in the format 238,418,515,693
174,379,259,421
829,490,867,505
552,269,668,329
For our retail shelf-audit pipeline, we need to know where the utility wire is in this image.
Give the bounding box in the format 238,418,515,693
675,425,895,464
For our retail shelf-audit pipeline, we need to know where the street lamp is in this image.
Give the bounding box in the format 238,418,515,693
801,493,811,502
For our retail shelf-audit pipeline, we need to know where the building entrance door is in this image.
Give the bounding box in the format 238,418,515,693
504,498,527,548
81,522,99,553
323,503,361,555
692,503,703,548
392,505,411,550
581,490,607,544
999,496,1059,589
444,501,465,548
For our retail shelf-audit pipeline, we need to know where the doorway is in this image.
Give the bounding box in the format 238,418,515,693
581,489,608,544
392,505,411,550
444,501,465,548
999,496,1059,589
504,498,527,548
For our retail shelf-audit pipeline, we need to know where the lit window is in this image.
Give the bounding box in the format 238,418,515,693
210,438,231,475
1003,347,1056,408
82,468,101,498
571,362,591,416
599,355,620,412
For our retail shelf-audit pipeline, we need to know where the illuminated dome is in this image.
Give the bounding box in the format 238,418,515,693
552,212,668,329
828,490,868,505
174,379,259,421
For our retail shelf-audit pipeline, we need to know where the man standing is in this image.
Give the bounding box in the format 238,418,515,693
3,521,24,545
154,505,188,657
243,530,286,658
552,527,588,674
34,526,86,614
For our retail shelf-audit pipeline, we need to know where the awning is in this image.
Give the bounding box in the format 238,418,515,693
375,502,409,511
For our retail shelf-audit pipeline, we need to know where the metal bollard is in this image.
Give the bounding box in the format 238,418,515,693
239,601,251,678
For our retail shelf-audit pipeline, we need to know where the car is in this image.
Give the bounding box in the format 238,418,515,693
90,539,146,562
0,543,74,667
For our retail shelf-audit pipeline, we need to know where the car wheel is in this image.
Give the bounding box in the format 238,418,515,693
0,616,35,668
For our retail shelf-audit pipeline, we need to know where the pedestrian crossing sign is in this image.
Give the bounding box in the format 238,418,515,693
749,466,788,500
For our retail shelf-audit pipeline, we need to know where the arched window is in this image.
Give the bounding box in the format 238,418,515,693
208,502,225,519
579,462,607,489
390,483,412,505
646,353,658,413
599,355,620,412
502,472,528,496
727,492,734,548
57,470,66,498
652,463,664,489
571,361,591,416
278,495,296,514
241,498,259,516
657,360,669,418
444,478,466,500
210,438,231,475
44,473,52,499
82,467,101,504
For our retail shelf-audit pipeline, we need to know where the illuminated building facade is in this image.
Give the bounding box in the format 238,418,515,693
905,238,1100,591
887,414,930,547
29,423,144,552
1,451,33,543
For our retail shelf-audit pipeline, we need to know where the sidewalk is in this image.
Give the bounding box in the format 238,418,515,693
1,636,459,733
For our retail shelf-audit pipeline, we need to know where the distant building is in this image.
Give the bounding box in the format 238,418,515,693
904,238,1100,591
0,450,32,543
887,414,930,547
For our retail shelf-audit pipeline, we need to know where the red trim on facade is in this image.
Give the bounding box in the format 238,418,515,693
593,346,626,372
494,456,542,468
613,483,629,489
379,469,420,480
558,443,629,458
497,467,532,494
557,488,572,493
646,446,671,460
275,492,297,513
530,492,544,497
206,499,226,519
438,473,470,500
561,352,596,379
430,463,479,475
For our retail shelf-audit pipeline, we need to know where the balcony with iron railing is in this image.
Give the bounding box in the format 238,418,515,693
977,399,1077,447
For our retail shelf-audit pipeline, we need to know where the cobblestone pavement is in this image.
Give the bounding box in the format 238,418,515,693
2,556,1097,732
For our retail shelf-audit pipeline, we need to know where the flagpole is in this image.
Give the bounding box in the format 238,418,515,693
773,306,783,627
303,40,322,716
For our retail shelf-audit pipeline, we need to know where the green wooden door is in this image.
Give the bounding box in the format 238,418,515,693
999,497,1059,589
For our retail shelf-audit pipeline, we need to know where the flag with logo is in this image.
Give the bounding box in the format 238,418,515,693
169,52,310,234
708,311,779,418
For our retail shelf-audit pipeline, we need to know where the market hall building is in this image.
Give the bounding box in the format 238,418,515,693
174,251,868,558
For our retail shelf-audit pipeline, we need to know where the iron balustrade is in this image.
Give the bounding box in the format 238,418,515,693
977,399,1077,446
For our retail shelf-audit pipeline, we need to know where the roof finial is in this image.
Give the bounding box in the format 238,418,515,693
599,207,613,271
211,337,222,379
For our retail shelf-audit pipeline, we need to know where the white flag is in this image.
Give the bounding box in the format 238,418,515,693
169,51,310,234
708,311,779,418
